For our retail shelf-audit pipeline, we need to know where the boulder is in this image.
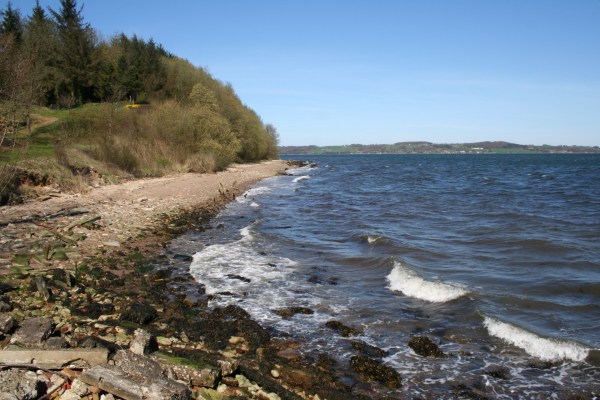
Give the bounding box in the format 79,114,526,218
0,314,16,334
350,355,402,389
408,336,447,358
324,320,363,337
10,317,54,347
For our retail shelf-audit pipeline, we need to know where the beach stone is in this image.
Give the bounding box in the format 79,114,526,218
350,355,402,389
120,301,158,325
129,328,158,355
408,336,447,358
217,359,239,376
272,307,313,318
484,365,511,380
10,317,54,347
0,314,16,334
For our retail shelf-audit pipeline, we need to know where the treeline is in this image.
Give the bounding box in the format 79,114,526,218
0,0,278,175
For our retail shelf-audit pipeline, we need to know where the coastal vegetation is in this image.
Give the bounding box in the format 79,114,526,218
280,141,600,155
0,0,279,204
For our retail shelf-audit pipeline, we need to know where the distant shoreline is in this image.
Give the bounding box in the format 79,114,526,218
279,140,600,156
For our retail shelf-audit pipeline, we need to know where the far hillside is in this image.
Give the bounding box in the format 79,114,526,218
0,0,279,205
280,141,600,155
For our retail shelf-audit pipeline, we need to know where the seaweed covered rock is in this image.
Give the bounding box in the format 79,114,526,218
408,336,447,358
325,320,363,337
349,355,402,389
120,301,158,325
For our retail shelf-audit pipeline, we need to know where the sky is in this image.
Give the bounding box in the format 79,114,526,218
8,0,600,146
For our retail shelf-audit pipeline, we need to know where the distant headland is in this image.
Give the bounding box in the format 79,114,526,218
279,141,600,155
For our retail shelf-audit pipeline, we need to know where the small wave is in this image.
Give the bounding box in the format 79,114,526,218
250,202,260,208
367,235,381,244
386,262,468,302
483,316,590,362
293,175,310,183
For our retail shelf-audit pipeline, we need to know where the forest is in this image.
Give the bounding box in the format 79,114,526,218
0,0,279,204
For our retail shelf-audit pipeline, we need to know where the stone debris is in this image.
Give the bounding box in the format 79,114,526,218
10,317,53,348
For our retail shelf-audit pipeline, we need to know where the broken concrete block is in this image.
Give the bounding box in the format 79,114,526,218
169,365,220,388
129,329,158,356
79,365,144,400
80,364,190,400
10,317,53,347
113,350,163,381
0,348,108,369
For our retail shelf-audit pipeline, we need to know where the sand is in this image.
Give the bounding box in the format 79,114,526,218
0,160,290,274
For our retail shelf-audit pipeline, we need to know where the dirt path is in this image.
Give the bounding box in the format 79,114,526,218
0,160,290,274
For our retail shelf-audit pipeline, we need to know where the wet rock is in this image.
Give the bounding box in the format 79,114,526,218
276,348,303,361
279,368,315,390
130,328,158,355
408,336,447,358
484,365,511,380
272,307,314,318
349,355,402,389
225,274,251,283
351,340,388,359
10,317,54,347
325,320,363,337
173,254,193,262
120,301,158,325
0,314,16,334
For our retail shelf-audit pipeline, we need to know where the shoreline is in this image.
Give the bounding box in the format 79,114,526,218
1,159,401,400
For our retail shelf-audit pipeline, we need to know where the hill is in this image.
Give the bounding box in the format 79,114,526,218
0,1,278,204
279,141,600,155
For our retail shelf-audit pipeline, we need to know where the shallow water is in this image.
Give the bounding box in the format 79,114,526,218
172,154,600,398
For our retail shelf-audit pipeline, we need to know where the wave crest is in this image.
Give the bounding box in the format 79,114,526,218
386,262,468,302
483,316,590,362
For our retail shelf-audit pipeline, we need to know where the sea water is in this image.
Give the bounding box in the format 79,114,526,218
173,154,600,398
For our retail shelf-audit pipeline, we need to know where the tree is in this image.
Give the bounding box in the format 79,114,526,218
0,2,23,44
23,1,59,105
50,0,95,106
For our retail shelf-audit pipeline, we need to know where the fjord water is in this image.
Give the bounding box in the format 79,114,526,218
179,154,600,397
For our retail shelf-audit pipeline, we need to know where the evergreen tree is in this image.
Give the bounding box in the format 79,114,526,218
0,1,23,44
23,1,59,105
50,0,95,106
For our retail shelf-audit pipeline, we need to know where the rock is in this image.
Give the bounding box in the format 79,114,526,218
0,314,16,334
324,320,363,337
0,369,43,400
113,350,163,381
272,307,313,318
120,301,158,325
350,355,402,389
225,274,251,283
0,348,109,369
130,328,158,355
80,364,191,400
279,368,315,390
60,390,81,400
351,340,388,359
71,378,91,396
276,348,303,361
217,359,239,376
169,365,220,388
10,317,54,347
484,365,511,380
44,336,70,349
0,301,11,312
408,336,447,358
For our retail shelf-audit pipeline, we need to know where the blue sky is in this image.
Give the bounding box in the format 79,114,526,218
9,0,600,146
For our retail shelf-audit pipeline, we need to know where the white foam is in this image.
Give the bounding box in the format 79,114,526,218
293,175,310,183
367,235,381,244
386,262,468,302
483,316,590,362
236,186,272,203
250,202,260,208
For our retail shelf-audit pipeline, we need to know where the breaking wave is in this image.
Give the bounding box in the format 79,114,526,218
386,262,468,302
483,316,591,362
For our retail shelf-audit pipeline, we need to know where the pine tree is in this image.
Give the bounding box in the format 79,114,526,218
23,1,59,105
50,0,95,106
0,1,23,44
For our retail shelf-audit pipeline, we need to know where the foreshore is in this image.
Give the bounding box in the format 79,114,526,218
0,159,409,400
